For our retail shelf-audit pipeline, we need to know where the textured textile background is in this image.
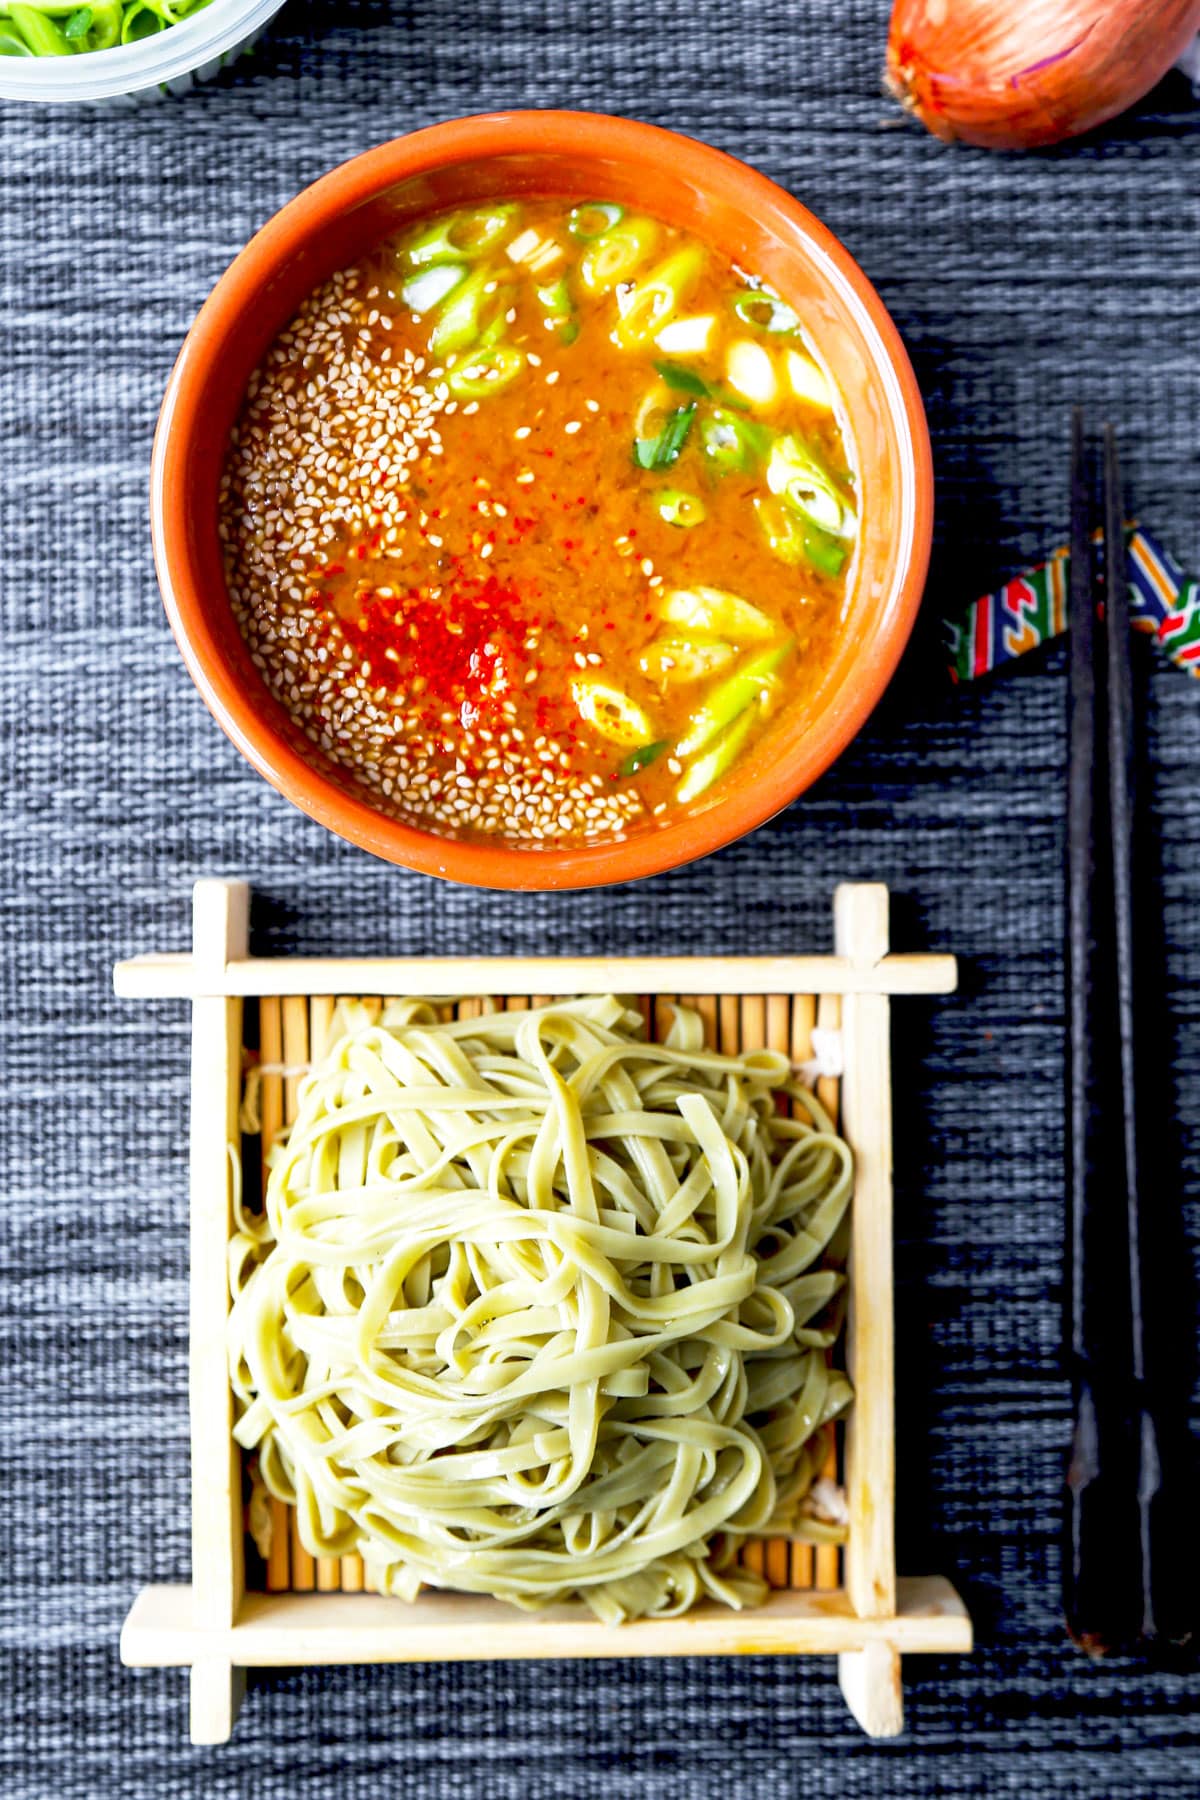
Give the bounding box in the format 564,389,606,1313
2,3,1199,1795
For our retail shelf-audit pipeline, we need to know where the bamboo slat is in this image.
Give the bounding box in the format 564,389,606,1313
281,996,316,1597
306,996,341,1596
737,992,775,1583
347,996,381,1596
257,996,291,1597
764,992,794,1593
813,987,844,1594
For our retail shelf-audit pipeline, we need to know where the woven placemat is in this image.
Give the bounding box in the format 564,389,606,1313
2,3,1199,1794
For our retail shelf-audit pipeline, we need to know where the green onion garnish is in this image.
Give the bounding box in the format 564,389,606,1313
536,278,579,346
633,402,696,471
446,345,526,400
7,5,72,52
618,739,668,777
653,361,712,398
655,488,707,528
400,264,466,315
732,290,802,334
63,6,93,38
699,407,772,475
568,202,625,240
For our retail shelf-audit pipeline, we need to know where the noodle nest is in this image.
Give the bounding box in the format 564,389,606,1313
229,996,853,1621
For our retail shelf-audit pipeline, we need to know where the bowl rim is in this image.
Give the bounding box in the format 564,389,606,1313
152,109,933,890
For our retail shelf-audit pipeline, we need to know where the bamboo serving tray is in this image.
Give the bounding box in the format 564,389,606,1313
114,879,971,1744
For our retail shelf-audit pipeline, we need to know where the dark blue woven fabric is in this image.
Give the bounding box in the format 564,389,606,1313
2,3,1200,1794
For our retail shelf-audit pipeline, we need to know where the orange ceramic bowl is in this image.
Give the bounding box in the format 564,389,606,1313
152,111,932,890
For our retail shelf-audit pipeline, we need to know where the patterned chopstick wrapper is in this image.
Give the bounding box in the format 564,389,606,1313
945,528,1200,682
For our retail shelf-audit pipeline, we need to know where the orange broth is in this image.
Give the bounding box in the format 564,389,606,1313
221,198,857,847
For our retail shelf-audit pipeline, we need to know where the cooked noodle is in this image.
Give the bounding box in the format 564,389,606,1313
228,996,853,1621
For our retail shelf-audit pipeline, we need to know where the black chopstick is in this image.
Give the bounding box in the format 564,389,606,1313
1064,416,1194,1656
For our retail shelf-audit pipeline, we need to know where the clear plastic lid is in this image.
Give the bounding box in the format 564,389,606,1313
0,0,286,102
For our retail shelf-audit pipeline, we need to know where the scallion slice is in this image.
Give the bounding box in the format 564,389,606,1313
536,278,579,346
659,586,776,640
766,434,856,539
401,263,466,315
613,246,704,351
655,488,707,528
732,289,802,334
699,407,772,475
7,5,71,51
617,739,668,776
633,402,696,471
570,678,655,748
400,206,518,271
446,345,526,399
754,496,848,577
674,639,793,759
429,266,506,358
568,202,625,240
676,709,757,804
653,361,712,398
579,216,661,293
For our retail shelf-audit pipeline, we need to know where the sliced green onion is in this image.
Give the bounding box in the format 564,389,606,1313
63,7,92,38
655,314,715,356
402,206,518,270
617,739,668,776
638,635,733,684
429,266,506,359
613,246,704,351
699,407,772,475
785,347,833,410
536,278,579,346
570,678,655,748
579,216,661,293
732,289,802,334
79,0,120,44
121,1,169,42
675,639,793,759
653,360,713,398
568,201,625,240
754,496,848,577
400,263,466,315
446,345,526,399
676,709,757,804
655,488,707,528
633,402,695,471
8,6,72,52
725,339,778,407
800,525,848,578
659,586,776,641
766,434,856,539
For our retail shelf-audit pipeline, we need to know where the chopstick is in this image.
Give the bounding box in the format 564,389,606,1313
1063,415,1191,1655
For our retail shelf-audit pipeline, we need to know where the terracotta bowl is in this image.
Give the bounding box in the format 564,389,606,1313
152,111,932,889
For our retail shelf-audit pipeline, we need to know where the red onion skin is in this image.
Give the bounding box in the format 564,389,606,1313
887,0,1200,150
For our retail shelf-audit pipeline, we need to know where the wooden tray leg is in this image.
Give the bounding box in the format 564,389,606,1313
190,1658,246,1747
838,1644,903,1738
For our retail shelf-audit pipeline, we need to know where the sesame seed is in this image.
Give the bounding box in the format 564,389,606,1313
217,255,644,851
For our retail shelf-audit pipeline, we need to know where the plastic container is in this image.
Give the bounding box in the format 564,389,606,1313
0,0,286,103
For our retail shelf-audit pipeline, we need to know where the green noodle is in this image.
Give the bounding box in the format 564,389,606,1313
228,996,853,1622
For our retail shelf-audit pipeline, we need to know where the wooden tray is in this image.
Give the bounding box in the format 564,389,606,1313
114,879,970,1744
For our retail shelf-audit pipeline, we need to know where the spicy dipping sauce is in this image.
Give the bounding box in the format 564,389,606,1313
219,198,858,847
